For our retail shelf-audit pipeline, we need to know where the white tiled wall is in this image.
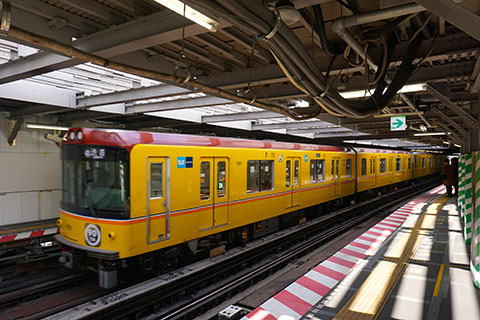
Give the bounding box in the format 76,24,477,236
0,114,61,226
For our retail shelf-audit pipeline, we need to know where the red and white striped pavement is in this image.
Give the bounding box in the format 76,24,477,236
243,185,445,320
0,227,58,243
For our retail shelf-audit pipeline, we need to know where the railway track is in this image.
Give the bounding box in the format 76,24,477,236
44,177,441,320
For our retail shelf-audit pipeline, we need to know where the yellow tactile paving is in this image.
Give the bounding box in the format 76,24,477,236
334,197,447,320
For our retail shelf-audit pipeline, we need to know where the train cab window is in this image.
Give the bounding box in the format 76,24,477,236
217,161,226,198
247,160,273,193
287,160,291,187
346,159,352,178
361,158,367,176
310,160,325,183
408,158,411,170
380,158,387,173
429,158,432,168
294,160,299,186
396,158,401,171
150,163,163,198
200,162,210,200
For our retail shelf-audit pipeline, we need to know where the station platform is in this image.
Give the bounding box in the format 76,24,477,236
243,185,480,320
0,218,58,244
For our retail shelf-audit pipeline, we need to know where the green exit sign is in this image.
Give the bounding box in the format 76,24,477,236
390,115,406,131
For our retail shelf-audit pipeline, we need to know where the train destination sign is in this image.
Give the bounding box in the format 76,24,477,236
390,115,406,131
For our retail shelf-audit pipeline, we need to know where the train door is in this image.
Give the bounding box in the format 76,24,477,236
199,157,229,231
285,157,300,208
371,157,377,186
332,157,341,196
147,157,169,244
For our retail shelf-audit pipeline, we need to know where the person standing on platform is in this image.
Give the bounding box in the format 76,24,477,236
442,158,454,197
451,157,459,195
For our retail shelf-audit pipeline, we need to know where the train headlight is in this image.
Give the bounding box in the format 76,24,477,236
69,130,75,141
76,130,83,141
85,224,101,247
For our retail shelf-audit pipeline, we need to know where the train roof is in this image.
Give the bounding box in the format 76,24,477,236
63,128,351,152
353,147,410,154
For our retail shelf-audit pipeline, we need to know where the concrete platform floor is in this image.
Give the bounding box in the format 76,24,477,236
306,195,480,320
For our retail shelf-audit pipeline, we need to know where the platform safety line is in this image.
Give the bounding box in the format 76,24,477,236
243,187,441,320
433,264,445,297
333,196,447,320
0,227,59,243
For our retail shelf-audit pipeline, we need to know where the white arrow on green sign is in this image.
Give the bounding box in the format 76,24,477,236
390,115,406,131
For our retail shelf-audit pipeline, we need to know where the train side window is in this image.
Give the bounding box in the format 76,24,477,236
217,161,226,198
336,160,339,179
294,160,299,186
370,158,372,174
361,158,367,176
415,158,417,168
309,160,315,183
260,160,274,191
247,160,260,193
429,158,432,168
287,160,292,187
396,158,401,171
150,163,163,198
380,158,387,173
422,158,425,168
200,162,210,200
331,160,335,180
316,160,325,182
373,158,376,173
408,158,411,170
346,159,352,178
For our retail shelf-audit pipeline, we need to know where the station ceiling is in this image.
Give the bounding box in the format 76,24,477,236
1,0,479,151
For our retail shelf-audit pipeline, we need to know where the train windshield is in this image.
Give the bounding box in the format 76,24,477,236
61,145,129,219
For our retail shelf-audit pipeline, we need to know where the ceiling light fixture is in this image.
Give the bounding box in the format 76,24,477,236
25,123,69,131
154,0,219,31
413,132,446,136
340,83,427,99
276,0,300,26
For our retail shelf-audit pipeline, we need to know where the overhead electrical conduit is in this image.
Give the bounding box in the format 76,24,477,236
331,2,433,127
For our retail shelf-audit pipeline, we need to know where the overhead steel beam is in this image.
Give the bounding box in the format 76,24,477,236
314,132,369,139
202,111,282,123
471,55,480,93
414,0,480,42
431,106,468,135
55,0,130,24
252,120,336,130
0,80,76,107
8,104,62,117
289,127,353,135
77,84,191,108
426,84,477,124
436,121,462,145
126,96,231,114
0,10,216,84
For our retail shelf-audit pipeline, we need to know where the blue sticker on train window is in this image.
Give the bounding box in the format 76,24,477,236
186,157,193,168
177,157,186,168
304,155,308,162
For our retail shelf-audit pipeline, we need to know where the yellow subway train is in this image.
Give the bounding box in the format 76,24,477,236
55,128,442,288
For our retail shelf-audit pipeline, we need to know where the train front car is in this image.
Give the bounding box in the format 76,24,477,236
55,128,130,288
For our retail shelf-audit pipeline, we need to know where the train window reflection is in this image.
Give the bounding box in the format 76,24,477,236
217,161,226,198
396,158,401,171
361,158,367,176
200,161,210,200
380,158,387,173
150,163,163,198
247,160,274,193
287,160,291,187
346,159,352,178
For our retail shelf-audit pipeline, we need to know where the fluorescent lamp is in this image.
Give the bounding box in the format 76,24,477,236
25,123,69,131
154,0,218,31
413,132,446,136
340,83,427,99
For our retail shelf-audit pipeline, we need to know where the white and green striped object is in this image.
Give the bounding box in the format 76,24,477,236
473,151,480,288
458,155,465,215
464,153,473,244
